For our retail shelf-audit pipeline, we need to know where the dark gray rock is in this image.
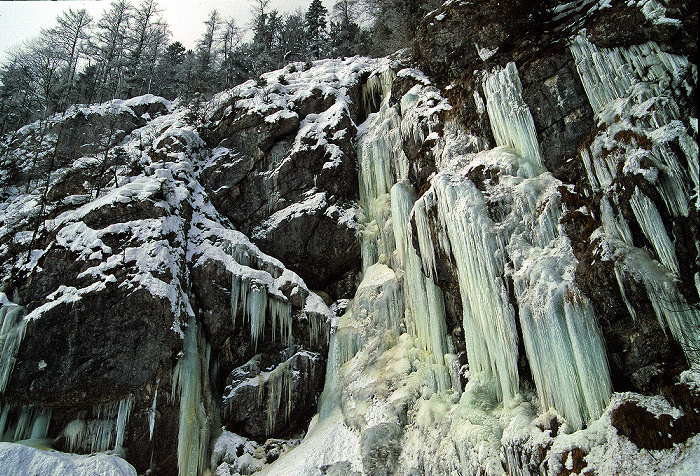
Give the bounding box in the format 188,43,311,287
520,54,593,184
200,88,362,297
222,349,325,440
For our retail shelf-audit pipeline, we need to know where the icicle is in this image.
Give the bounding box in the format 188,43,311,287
392,182,449,365
29,408,51,440
483,62,543,169
149,382,159,440
114,394,134,455
600,197,634,244
1,405,52,442
413,195,438,280
0,295,28,393
269,297,292,346
265,360,294,436
0,404,10,438
63,417,87,453
609,242,700,366
361,69,396,116
318,264,404,420
653,141,691,218
629,187,679,275
173,317,211,476
58,396,135,454
230,274,241,327
571,34,690,116
317,324,366,421
308,311,324,348
357,76,409,273
248,284,268,350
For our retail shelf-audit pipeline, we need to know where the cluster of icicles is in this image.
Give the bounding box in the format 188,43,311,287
320,31,698,463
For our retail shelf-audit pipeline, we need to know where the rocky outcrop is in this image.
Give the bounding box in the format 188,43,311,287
0,69,377,473
0,2,697,475
222,349,324,440
196,60,386,297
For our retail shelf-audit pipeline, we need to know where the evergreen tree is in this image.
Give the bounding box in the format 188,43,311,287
306,0,328,60
152,41,185,99
366,0,440,55
123,0,162,97
279,12,307,64
92,0,133,101
196,10,221,92
219,17,243,89
0,55,36,135
330,0,368,58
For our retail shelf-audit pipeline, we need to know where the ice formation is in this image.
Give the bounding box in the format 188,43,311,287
0,294,28,394
172,317,211,476
432,172,520,404
0,24,696,474
483,62,543,168
60,396,134,455
572,33,700,366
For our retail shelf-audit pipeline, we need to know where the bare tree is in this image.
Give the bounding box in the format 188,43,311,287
93,0,133,101
46,8,93,108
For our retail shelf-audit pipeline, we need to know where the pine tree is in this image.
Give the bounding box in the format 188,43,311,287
330,0,368,58
92,0,133,101
219,17,244,89
196,10,221,93
280,13,307,64
306,0,328,60
152,41,185,99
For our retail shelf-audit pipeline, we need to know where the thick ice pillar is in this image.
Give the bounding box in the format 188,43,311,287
433,174,520,403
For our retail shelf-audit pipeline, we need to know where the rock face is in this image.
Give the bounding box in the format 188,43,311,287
198,64,369,297
0,2,698,476
0,59,385,475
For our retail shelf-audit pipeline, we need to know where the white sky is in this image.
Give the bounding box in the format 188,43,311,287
0,0,335,63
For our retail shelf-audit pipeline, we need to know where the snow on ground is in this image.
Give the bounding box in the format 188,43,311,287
0,443,136,476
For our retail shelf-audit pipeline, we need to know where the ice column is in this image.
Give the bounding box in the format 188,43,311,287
357,89,408,272
0,405,52,442
391,183,449,365
173,317,211,476
0,294,28,393
513,240,612,431
317,264,404,420
433,174,519,403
